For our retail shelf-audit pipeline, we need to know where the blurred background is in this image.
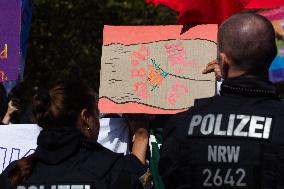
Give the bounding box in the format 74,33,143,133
22,0,177,96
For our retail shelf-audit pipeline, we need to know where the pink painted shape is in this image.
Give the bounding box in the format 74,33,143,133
98,97,189,114
130,68,147,77
134,82,149,99
165,41,199,74
131,51,146,61
131,60,139,66
103,25,217,45
166,81,189,106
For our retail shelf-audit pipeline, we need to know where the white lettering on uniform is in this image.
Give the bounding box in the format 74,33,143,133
263,118,272,139
234,115,250,137
188,115,202,135
201,114,215,135
218,146,227,162
208,145,240,163
71,185,84,189
17,187,26,189
214,114,225,135
58,185,70,189
208,145,217,162
248,116,265,138
227,146,240,163
17,185,90,189
28,186,38,189
227,114,235,136
188,114,272,139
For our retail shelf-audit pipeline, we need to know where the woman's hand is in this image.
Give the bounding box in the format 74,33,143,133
2,100,19,124
126,114,154,165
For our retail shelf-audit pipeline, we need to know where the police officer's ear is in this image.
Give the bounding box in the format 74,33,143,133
219,52,230,79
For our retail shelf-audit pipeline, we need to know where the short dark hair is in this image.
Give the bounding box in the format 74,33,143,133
218,13,277,75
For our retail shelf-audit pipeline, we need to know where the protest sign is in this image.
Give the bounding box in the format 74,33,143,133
99,25,217,114
260,8,284,83
0,124,41,173
0,0,21,82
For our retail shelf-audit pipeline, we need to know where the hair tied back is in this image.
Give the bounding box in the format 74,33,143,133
33,88,51,116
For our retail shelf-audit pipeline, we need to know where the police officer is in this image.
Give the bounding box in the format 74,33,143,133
0,81,148,189
159,13,284,188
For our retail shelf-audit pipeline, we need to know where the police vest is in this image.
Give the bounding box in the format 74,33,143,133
174,95,284,189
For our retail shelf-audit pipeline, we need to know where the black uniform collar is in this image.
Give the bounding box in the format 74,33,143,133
220,76,279,98
35,127,101,164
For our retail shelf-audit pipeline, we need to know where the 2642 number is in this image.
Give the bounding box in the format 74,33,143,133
203,168,246,187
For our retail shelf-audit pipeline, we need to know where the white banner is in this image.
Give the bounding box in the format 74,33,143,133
0,124,41,173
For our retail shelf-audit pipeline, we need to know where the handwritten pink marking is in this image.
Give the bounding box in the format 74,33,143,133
134,82,149,99
130,68,147,77
167,81,189,105
131,45,151,61
130,46,152,99
165,42,196,74
131,60,139,66
139,45,151,57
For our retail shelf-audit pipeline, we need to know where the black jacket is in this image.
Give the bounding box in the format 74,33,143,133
159,76,284,189
0,127,146,189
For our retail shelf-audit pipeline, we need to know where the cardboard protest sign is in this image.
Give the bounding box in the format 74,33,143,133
0,0,21,82
260,8,284,83
99,25,217,114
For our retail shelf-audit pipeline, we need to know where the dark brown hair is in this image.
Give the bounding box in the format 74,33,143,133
8,81,98,187
33,81,98,128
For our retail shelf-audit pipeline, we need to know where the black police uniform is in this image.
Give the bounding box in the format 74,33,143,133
159,76,284,189
0,127,146,189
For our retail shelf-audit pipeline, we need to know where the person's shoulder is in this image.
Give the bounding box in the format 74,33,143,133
83,139,124,161
0,174,11,189
163,96,216,138
194,96,216,107
0,160,17,189
163,111,188,138
87,144,146,176
85,142,146,189
114,154,147,174
77,140,123,169
1,160,17,177
103,154,146,189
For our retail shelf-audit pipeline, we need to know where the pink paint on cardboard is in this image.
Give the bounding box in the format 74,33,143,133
99,25,217,114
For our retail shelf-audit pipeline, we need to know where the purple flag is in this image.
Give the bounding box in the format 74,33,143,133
0,0,21,82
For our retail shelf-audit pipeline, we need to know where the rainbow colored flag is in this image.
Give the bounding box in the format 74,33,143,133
261,8,284,83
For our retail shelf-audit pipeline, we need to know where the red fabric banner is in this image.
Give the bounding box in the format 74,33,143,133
246,0,284,9
146,0,284,24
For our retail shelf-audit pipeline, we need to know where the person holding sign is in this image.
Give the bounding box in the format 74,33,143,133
0,81,148,189
159,13,284,188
